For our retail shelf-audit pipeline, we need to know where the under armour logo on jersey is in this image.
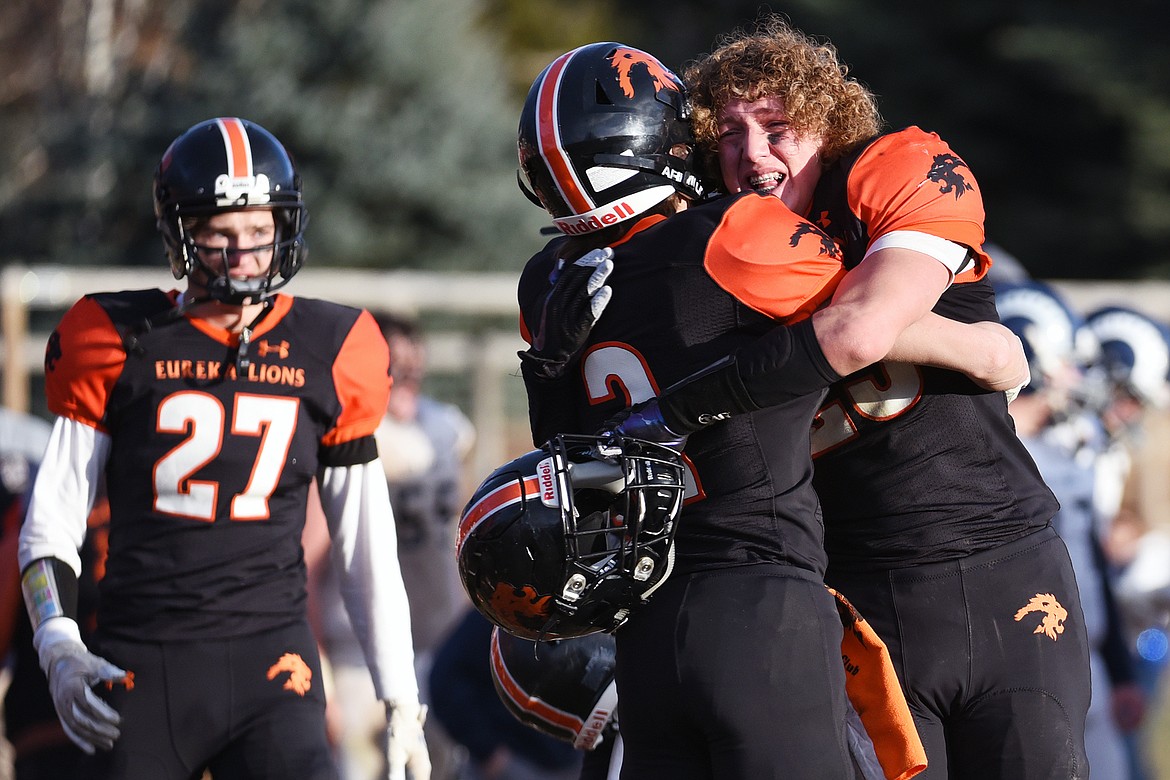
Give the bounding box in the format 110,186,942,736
257,339,290,358
790,222,843,259
266,652,313,696
927,153,974,200
609,47,680,99
1013,593,1068,641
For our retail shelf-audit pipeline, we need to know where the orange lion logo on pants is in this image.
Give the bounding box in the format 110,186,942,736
1013,593,1068,641
267,652,313,696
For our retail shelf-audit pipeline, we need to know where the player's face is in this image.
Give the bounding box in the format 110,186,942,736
188,209,276,280
716,96,825,217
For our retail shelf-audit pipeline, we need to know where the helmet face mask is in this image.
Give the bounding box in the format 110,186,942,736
154,117,308,305
457,434,685,640
518,42,706,236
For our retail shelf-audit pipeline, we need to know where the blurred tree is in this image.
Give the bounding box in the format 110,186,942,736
0,0,550,270
1,0,1166,278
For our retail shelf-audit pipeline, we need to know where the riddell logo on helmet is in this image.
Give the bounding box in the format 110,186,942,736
578,709,611,748
556,202,637,235
215,173,272,207
537,458,559,507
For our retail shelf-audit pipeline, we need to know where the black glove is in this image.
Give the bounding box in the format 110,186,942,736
519,248,614,380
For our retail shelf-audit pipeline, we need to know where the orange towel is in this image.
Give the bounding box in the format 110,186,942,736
829,586,927,780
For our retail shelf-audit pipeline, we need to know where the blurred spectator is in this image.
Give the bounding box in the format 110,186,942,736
308,313,475,780
997,280,1146,778
428,609,582,780
1080,305,1170,780
1,410,93,780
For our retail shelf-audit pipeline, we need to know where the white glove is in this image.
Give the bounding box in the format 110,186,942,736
34,617,127,754
384,698,431,780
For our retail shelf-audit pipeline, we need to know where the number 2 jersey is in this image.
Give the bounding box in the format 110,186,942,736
809,127,1059,570
28,290,390,641
519,193,845,578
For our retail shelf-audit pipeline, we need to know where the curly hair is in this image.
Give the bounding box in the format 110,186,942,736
683,16,883,167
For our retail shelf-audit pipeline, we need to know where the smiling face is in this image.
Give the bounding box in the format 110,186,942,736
716,96,825,217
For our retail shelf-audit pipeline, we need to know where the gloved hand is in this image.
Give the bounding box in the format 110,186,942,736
600,398,688,451
520,247,614,380
34,617,126,754
384,698,431,780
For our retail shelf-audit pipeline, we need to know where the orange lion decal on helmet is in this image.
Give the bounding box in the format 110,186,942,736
489,582,554,625
609,47,679,100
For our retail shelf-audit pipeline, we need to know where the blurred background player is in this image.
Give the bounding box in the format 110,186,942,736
1081,304,1170,780
428,610,583,780
995,279,1147,779
16,117,428,780
308,311,474,780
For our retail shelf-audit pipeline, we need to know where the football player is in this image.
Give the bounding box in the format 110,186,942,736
511,41,1012,780
17,117,429,780
580,17,1091,780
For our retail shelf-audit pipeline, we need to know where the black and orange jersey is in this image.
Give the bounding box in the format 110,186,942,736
43,290,389,640
520,192,845,577
808,127,1058,569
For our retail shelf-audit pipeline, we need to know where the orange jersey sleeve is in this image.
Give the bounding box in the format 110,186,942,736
44,296,128,432
324,309,391,447
848,127,992,282
704,195,847,322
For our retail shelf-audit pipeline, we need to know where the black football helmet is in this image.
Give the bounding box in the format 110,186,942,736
517,42,705,236
490,626,617,750
456,434,685,640
153,117,307,304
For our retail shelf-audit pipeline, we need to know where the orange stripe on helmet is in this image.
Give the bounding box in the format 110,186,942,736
537,48,593,216
490,628,585,735
456,475,541,553
217,118,252,179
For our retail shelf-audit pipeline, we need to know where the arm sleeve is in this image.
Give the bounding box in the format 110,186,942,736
659,319,841,434
318,460,419,704
18,416,109,574
521,361,583,446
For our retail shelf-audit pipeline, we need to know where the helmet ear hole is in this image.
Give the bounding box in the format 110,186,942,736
595,81,614,105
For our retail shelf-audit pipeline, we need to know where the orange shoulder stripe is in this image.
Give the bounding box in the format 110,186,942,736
704,195,847,322
849,128,992,283
323,309,391,447
44,296,128,432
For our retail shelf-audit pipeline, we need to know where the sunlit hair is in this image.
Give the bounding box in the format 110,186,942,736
683,16,883,168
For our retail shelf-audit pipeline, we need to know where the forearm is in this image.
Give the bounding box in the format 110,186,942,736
886,315,1027,391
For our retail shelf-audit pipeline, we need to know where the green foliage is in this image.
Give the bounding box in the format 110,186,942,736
0,0,1167,278
0,0,551,271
